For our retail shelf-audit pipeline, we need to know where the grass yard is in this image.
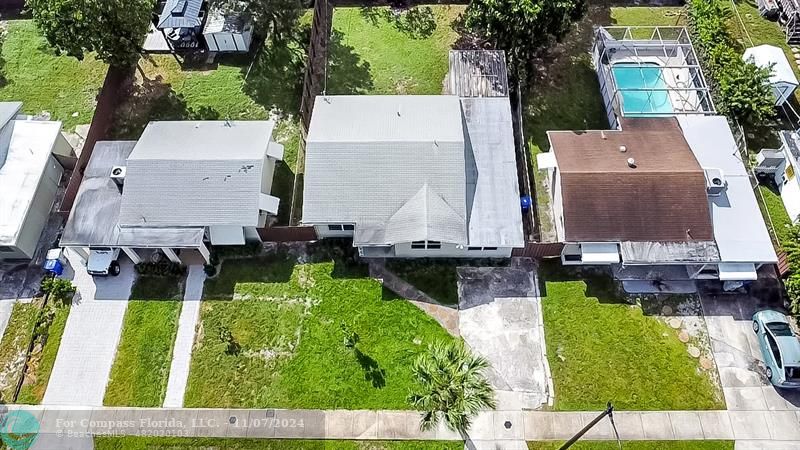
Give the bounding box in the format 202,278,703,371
528,441,734,450
329,6,463,95
539,263,724,411
111,36,304,223
386,260,459,306
0,21,107,131
16,305,69,404
104,275,184,406
95,437,463,450
758,184,793,244
0,302,38,402
186,252,454,409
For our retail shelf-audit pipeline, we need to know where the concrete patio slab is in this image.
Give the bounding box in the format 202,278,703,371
639,412,674,440
698,410,734,439
668,411,703,439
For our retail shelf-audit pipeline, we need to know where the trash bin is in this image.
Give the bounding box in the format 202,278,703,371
43,248,65,276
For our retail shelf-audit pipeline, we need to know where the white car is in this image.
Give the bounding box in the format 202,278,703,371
86,248,121,277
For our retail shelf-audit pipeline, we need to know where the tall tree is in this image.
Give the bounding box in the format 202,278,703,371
407,340,496,434
464,0,587,79
27,0,152,67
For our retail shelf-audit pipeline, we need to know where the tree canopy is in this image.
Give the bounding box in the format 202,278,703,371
464,0,587,80
27,0,152,68
211,0,304,43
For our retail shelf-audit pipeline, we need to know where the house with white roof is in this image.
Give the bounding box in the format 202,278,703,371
301,94,524,258
0,102,72,261
60,120,284,266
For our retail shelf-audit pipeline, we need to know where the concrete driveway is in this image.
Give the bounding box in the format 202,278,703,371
457,259,551,411
700,288,800,412
42,250,134,406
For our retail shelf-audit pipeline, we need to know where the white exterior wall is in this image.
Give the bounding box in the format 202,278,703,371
4,155,63,260
551,168,566,242
391,242,512,258
781,172,800,223
314,225,355,239
261,156,276,195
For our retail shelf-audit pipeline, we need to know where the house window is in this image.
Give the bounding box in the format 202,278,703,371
343,224,355,231
411,241,440,250
468,247,482,251
468,246,498,251
328,224,355,232
0,246,14,253
563,253,581,262
484,247,497,251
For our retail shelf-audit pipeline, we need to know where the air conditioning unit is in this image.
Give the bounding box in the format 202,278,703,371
110,166,126,187
704,168,727,196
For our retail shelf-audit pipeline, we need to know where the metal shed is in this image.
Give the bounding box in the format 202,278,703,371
743,45,799,106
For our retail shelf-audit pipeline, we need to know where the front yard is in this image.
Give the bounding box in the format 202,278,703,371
0,302,38,402
95,437,463,450
0,20,107,131
540,263,724,411
103,273,185,407
16,304,69,404
528,442,733,450
184,249,454,409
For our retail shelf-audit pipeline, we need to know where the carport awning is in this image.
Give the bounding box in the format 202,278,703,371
116,227,205,248
718,263,758,281
581,243,620,264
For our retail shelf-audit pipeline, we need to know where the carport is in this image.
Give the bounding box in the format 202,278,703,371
60,141,211,265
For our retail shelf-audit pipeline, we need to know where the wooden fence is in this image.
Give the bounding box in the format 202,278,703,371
258,226,318,242
511,242,564,258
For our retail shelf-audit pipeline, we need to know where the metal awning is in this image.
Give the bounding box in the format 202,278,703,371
209,225,245,245
718,263,758,281
116,227,205,248
581,243,621,264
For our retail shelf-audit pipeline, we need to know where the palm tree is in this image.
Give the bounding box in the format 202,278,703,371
407,339,496,433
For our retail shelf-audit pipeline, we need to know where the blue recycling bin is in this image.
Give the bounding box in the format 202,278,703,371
520,195,532,212
43,258,64,276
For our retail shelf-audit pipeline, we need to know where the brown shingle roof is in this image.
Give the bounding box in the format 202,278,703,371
548,118,714,242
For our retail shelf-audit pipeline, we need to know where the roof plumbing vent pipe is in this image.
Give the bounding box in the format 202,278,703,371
627,157,636,168
619,145,627,153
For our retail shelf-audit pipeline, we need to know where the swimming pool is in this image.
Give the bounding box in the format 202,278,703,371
611,63,673,116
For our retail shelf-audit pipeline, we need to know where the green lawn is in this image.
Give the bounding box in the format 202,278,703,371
540,264,724,411
386,260,459,306
0,302,38,402
104,275,184,406
758,185,793,245
528,441,733,450
0,21,107,131
95,437,463,450
16,305,69,404
329,6,463,95
111,36,303,223
186,252,454,409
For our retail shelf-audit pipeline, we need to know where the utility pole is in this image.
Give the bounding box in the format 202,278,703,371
559,402,621,450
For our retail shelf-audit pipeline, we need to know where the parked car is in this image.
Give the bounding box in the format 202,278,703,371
86,248,121,277
752,309,800,389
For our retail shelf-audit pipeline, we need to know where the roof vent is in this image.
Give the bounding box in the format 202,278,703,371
619,145,627,153
627,157,636,168
704,168,727,196
111,166,126,187
600,130,607,140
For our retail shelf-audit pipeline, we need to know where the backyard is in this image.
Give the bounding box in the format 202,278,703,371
0,302,38,402
184,249,454,409
327,6,463,96
0,20,107,131
103,273,185,407
16,304,69,404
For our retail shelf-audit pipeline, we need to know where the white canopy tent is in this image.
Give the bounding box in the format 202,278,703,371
743,45,799,106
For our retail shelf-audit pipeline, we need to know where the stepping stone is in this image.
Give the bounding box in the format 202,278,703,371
661,305,673,315
678,330,690,343
700,356,714,370
688,345,701,358
669,317,682,329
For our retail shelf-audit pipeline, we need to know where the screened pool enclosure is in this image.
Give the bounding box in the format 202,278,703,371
593,26,715,128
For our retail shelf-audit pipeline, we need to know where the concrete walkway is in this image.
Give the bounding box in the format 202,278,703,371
7,406,800,443
42,251,134,406
163,265,205,408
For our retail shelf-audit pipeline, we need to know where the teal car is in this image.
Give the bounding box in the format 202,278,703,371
752,310,800,389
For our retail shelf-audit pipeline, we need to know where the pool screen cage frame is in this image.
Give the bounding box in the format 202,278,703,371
593,26,715,128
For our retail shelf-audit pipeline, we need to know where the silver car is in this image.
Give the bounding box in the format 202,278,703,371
752,310,800,389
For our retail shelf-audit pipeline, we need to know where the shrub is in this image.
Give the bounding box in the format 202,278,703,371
686,0,774,126
203,264,218,277
40,278,75,306
786,274,800,315
212,241,262,259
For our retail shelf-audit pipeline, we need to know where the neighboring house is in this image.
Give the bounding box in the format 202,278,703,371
538,115,777,281
302,95,524,258
144,0,254,53
0,102,72,261
756,130,800,222
60,121,283,265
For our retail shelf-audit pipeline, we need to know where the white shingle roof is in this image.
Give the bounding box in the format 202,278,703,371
118,121,276,227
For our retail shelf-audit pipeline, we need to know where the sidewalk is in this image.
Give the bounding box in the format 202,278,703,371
163,265,205,407
7,406,800,442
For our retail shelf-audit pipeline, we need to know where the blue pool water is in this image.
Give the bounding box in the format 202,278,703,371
611,63,673,116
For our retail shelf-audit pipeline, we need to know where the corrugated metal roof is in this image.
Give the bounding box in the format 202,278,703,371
677,115,778,264
447,50,509,98
203,7,250,34
158,0,204,29
303,95,524,247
